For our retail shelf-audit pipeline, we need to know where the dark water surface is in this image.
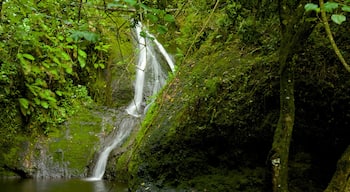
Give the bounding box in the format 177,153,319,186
0,178,128,192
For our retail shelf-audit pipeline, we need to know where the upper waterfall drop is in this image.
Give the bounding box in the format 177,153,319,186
87,21,175,180
126,22,175,117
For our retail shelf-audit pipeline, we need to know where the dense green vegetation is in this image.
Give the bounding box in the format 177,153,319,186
1,0,350,191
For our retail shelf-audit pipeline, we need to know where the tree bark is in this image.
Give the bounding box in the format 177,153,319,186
270,1,315,191
324,146,350,192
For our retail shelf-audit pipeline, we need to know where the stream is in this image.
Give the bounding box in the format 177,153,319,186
0,178,128,192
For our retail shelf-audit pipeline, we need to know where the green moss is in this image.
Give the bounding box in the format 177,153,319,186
48,108,103,174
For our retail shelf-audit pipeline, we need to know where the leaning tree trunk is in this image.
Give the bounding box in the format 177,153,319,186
324,146,350,192
269,1,315,191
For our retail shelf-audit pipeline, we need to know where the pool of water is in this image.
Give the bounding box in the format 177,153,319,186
0,178,128,192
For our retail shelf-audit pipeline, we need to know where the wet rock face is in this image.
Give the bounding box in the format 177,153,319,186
17,139,75,179
6,108,122,179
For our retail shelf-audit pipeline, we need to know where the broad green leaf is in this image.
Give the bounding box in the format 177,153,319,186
342,5,350,12
324,2,339,13
304,3,319,12
99,64,105,69
164,14,175,22
331,14,346,24
78,56,86,68
19,98,29,109
78,49,87,58
23,53,35,61
94,63,99,69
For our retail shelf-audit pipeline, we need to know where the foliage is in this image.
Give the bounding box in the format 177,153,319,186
305,1,350,24
0,0,135,134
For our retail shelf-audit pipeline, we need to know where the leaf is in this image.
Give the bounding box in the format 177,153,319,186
83,32,99,42
78,56,86,68
55,90,63,96
304,3,319,12
146,13,159,22
19,98,29,109
342,5,350,12
164,14,175,22
34,97,41,105
23,53,35,61
78,49,87,58
124,0,137,6
324,2,339,13
65,67,73,74
52,56,61,65
61,51,71,61
58,35,64,41
331,14,346,25
157,25,168,34
41,101,49,109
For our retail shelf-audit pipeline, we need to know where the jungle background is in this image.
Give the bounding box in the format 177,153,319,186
1,0,350,191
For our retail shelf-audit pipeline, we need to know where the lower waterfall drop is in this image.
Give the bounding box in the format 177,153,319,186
87,22,175,180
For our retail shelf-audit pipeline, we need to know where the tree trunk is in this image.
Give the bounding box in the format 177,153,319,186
270,1,315,191
324,146,350,192
270,37,295,192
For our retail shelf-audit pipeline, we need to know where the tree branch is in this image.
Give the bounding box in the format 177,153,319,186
319,0,350,73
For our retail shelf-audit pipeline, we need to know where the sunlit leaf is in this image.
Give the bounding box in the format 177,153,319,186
58,35,64,41
331,14,346,25
304,3,319,12
52,56,61,65
55,90,63,96
324,2,339,13
61,51,71,61
41,101,49,109
65,67,73,74
78,49,87,58
23,53,35,61
19,98,29,109
78,56,86,68
34,97,41,105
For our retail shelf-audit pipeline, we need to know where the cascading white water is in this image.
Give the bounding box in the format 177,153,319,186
126,22,175,117
87,22,175,181
87,117,137,181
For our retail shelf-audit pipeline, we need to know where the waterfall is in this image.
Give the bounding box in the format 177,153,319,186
126,22,175,117
86,22,175,181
